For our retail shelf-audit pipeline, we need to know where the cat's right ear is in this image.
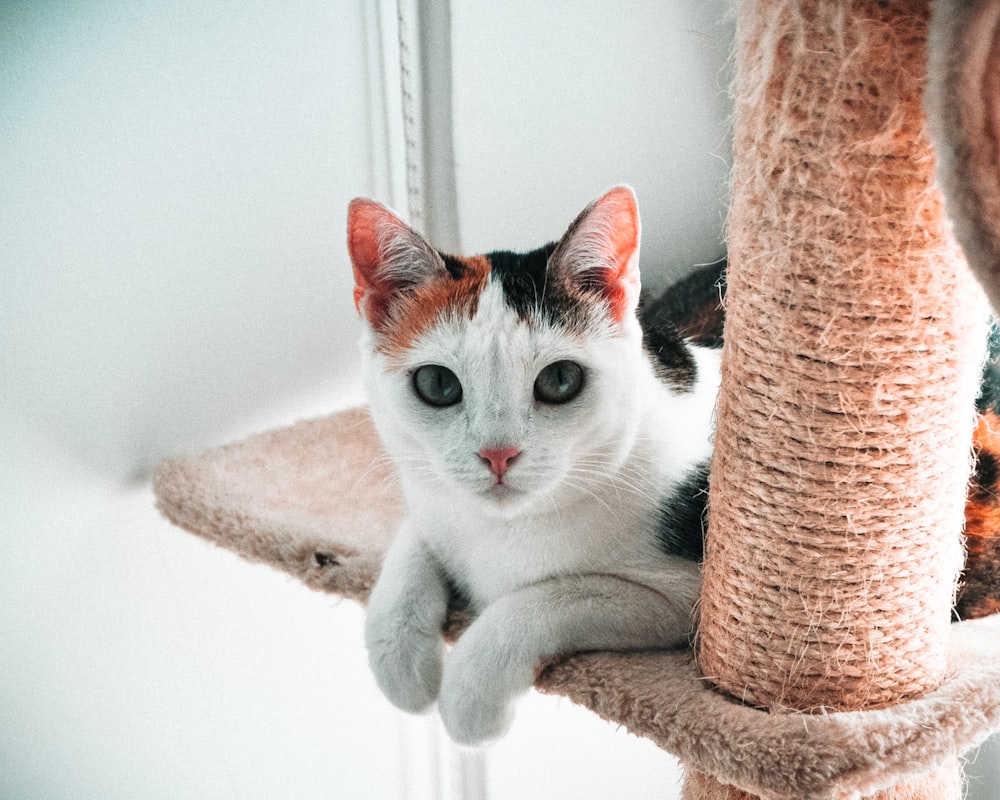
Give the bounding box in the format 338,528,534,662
347,199,444,329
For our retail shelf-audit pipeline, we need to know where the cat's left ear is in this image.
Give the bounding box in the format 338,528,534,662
549,185,641,323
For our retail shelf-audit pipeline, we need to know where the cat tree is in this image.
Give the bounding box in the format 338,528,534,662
154,1,1000,797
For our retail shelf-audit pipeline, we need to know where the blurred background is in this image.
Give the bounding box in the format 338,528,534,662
2,2,995,798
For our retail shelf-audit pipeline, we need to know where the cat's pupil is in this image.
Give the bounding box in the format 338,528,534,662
413,364,463,407
534,360,584,404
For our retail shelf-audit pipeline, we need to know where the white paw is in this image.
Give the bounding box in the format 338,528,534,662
437,632,529,746
438,666,514,746
365,609,443,713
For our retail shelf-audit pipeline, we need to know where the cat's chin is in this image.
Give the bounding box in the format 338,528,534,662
473,484,536,518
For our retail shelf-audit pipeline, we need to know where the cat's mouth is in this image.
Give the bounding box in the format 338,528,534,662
484,482,520,500
476,480,532,514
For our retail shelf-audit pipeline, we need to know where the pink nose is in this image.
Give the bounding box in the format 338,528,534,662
478,446,521,481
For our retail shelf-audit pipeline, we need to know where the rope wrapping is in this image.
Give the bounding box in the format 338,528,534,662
692,0,989,796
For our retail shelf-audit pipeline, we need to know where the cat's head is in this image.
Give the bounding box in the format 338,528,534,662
347,187,651,517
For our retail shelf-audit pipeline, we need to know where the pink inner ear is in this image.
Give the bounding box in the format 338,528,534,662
348,200,386,307
594,187,641,322
347,199,407,326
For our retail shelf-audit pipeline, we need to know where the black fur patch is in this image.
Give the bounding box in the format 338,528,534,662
440,253,470,281
642,323,698,392
637,260,726,392
974,450,999,501
656,461,710,562
640,260,726,348
486,243,597,333
485,245,556,318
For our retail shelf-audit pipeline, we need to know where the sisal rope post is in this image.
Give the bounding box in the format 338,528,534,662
688,1,989,797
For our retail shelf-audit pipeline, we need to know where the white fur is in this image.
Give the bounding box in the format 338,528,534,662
362,278,719,745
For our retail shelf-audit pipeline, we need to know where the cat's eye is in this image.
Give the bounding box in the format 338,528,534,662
534,360,584,404
413,364,463,407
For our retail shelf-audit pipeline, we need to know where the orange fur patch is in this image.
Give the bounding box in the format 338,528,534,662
379,255,491,357
958,410,1000,619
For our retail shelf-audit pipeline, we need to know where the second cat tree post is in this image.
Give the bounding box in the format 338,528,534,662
690,1,989,797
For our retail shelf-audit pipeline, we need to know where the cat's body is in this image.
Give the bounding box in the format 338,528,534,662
348,187,722,745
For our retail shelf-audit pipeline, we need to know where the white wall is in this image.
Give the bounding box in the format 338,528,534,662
1,1,374,481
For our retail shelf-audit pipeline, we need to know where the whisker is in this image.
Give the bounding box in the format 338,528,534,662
561,482,619,520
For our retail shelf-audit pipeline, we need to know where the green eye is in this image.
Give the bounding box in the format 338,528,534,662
534,360,584,404
413,365,463,407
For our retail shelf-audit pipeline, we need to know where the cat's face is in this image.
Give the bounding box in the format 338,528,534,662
348,187,647,517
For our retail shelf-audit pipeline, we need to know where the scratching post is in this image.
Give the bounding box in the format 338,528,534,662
691,1,989,798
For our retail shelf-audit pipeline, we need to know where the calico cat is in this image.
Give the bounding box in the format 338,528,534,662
347,186,1000,746
348,187,721,745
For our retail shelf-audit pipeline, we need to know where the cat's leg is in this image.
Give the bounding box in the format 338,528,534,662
437,565,700,745
364,523,450,713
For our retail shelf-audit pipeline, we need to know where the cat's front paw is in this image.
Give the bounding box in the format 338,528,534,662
364,608,443,713
438,672,515,746
437,627,530,746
